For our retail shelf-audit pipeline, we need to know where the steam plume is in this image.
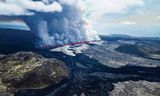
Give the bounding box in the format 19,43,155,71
0,0,100,48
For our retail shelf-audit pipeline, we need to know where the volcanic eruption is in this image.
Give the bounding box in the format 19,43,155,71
0,0,100,48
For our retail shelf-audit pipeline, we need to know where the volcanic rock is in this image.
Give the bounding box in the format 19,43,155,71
110,81,160,96
0,52,68,95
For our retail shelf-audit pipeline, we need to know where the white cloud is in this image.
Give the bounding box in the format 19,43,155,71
0,0,144,18
120,21,136,25
0,2,30,15
16,0,62,12
0,0,62,16
157,16,160,19
84,0,144,21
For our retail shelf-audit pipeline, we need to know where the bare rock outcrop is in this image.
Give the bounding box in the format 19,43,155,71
0,52,68,95
110,81,160,96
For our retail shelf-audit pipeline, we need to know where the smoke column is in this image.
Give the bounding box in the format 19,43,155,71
0,0,100,48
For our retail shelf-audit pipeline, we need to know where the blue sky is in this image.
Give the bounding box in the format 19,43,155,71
0,0,160,37
88,0,160,37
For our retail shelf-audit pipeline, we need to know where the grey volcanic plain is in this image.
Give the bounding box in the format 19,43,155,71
0,29,160,96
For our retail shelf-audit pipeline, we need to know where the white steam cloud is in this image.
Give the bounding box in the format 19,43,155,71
0,0,100,48
0,0,62,15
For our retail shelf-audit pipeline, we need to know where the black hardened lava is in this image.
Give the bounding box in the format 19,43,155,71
15,51,160,96
0,29,159,96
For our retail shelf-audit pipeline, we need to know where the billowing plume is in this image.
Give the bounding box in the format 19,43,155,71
0,0,62,15
0,0,100,48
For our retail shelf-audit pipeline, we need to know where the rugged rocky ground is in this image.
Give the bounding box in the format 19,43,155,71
0,29,160,96
0,52,68,96
84,38,160,68
110,81,160,96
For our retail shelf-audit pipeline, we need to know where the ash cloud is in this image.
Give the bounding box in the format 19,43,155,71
0,0,100,48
